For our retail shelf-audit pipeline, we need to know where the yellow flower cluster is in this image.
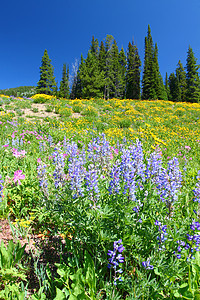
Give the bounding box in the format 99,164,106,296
31,94,56,101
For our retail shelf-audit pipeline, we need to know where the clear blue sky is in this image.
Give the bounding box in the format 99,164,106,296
1,0,200,89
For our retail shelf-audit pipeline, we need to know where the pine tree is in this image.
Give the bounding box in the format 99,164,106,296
118,47,126,99
153,43,167,100
59,63,70,98
104,35,115,99
79,49,104,99
90,36,99,57
126,41,141,99
168,72,180,101
98,41,106,97
186,46,200,103
37,49,57,95
164,73,170,100
109,39,121,98
175,60,187,102
142,25,155,100
142,25,165,100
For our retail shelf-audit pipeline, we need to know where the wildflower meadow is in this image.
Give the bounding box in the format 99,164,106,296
0,94,200,299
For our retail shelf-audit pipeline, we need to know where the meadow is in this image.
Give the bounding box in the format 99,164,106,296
0,94,200,299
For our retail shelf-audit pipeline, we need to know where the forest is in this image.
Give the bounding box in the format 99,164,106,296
1,25,200,103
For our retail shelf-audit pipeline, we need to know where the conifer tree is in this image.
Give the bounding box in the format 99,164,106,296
175,60,187,102
142,25,155,100
118,47,126,99
104,35,115,99
186,46,200,103
37,49,57,95
126,41,141,99
168,72,180,101
164,73,170,100
59,63,70,98
142,26,165,100
153,43,167,100
109,39,121,98
79,47,104,99
98,41,106,97
90,36,99,57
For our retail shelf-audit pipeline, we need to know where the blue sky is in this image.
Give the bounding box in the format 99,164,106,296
0,0,200,89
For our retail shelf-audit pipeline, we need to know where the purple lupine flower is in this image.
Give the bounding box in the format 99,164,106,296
175,220,200,261
120,148,137,201
68,153,85,198
48,134,53,147
85,164,100,207
129,139,146,182
142,259,154,270
0,175,4,202
133,206,140,213
155,157,182,214
107,239,125,285
53,148,66,189
12,136,19,148
155,220,168,249
108,160,121,195
39,141,45,152
87,134,112,173
193,171,200,203
145,150,163,181
37,162,49,198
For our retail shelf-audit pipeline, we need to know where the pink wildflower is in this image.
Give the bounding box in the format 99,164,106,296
13,170,25,185
12,148,26,158
185,146,191,151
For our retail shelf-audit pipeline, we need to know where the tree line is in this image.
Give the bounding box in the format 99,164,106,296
37,25,200,103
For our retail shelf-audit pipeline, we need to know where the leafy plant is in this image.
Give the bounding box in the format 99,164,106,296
0,240,27,299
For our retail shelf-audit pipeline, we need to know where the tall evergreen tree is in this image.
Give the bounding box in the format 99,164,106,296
104,35,115,99
126,41,141,99
79,47,104,99
98,41,106,97
153,43,168,100
109,39,121,98
186,46,200,103
90,36,99,57
142,25,155,100
142,25,166,100
118,47,126,99
168,72,180,101
164,73,170,100
59,63,70,98
175,60,187,102
37,49,57,95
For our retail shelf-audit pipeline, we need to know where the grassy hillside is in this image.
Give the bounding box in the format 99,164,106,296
0,94,200,299
0,86,36,98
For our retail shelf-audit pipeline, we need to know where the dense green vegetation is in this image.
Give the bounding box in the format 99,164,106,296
0,94,199,298
34,25,200,103
0,86,36,98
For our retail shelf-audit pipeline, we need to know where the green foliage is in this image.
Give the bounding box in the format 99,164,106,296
186,46,200,103
142,25,167,100
176,60,187,102
126,41,141,99
37,49,57,95
79,50,105,99
59,64,70,99
0,240,27,299
82,105,98,117
168,72,180,101
0,86,36,98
